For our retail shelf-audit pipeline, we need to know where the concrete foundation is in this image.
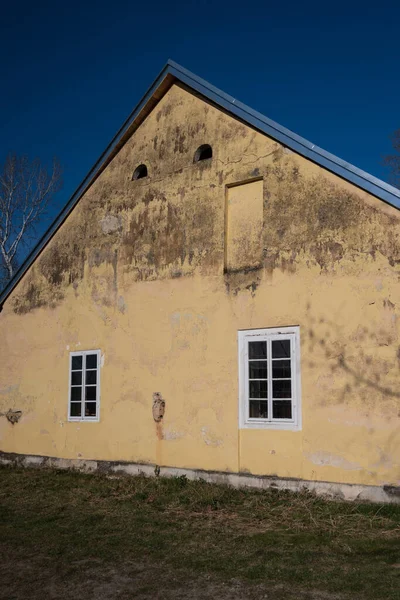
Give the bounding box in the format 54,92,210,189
1,450,399,505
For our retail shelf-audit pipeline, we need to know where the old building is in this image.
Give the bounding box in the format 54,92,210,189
1,61,400,503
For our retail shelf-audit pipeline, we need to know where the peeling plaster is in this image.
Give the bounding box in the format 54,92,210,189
306,451,363,471
100,214,122,235
163,429,184,441
201,426,223,447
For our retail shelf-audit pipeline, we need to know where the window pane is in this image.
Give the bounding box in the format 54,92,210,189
272,360,291,379
273,400,292,419
71,371,82,385
85,402,97,417
71,355,83,370
272,379,292,398
249,380,268,398
86,354,97,369
85,370,97,385
85,386,97,401
272,339,290,359
71,386,82,401
70,402,81,417
249,341,267,359
249,360,268,379
249,400,268,419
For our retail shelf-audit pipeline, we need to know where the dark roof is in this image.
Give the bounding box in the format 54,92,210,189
1,59,400,309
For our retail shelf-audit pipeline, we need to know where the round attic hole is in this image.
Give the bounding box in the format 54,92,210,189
132,164,148,180
194,144,212,163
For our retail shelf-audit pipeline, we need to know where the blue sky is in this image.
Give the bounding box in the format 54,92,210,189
1,0,399,232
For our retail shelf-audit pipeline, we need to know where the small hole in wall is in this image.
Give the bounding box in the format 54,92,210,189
132,164,148,180
194,144,212,163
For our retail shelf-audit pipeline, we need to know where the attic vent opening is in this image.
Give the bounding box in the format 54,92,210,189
194,144,212,163
132,164,148,180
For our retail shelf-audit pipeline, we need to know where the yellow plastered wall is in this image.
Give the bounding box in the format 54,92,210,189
0,82,399,488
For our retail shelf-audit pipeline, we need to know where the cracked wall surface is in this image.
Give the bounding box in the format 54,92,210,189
0,83,400,488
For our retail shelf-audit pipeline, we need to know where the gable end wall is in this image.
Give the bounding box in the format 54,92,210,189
0,83,399,490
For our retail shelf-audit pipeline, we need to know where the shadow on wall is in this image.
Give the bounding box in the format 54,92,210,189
304,300,400,475
304,300,400,405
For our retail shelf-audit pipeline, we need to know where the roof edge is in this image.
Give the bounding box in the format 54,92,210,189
167,60,400,205
1,59,399,308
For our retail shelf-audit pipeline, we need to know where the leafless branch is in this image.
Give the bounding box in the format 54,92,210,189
0,153,62,288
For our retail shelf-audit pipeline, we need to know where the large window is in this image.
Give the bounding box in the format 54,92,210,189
68,350,101,422
238,327,301,430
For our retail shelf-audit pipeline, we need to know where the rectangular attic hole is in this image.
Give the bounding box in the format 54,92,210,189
225,178,264,272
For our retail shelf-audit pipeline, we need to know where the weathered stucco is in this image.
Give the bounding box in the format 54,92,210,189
1,83,400,492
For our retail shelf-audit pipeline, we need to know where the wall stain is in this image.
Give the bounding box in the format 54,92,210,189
224,267,262,297
263,165,400,273
174,126,187,154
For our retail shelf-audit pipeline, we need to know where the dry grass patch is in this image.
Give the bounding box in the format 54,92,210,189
0,467,399,599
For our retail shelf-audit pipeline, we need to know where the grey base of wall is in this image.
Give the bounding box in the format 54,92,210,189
1,450,399,504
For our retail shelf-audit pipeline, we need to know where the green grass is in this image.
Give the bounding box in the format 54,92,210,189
0,466,399,599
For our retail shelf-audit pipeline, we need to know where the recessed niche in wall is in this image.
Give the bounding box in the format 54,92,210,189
225,179,263,272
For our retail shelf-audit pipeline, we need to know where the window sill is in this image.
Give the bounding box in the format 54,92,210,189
68,417,100,423
240,420,301,431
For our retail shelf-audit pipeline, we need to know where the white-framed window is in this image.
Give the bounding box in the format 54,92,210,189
238,327,301,430
68,350,101,422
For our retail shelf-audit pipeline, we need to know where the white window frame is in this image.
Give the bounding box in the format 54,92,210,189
68,350,101,422
238,326,301,431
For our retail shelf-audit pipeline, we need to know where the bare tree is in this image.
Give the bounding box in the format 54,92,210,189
0,153,62,289
384,129,400,189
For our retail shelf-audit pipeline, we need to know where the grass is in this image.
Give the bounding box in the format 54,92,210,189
0,466,399,599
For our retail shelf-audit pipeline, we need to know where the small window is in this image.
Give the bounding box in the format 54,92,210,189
132,164,148,180
69,350,101,421
194,144,212,162
238,327,301,430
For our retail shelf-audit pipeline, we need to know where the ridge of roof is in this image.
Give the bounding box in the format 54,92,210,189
1,59,399,309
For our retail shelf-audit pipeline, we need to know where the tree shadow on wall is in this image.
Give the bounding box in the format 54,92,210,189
304,301,400,403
